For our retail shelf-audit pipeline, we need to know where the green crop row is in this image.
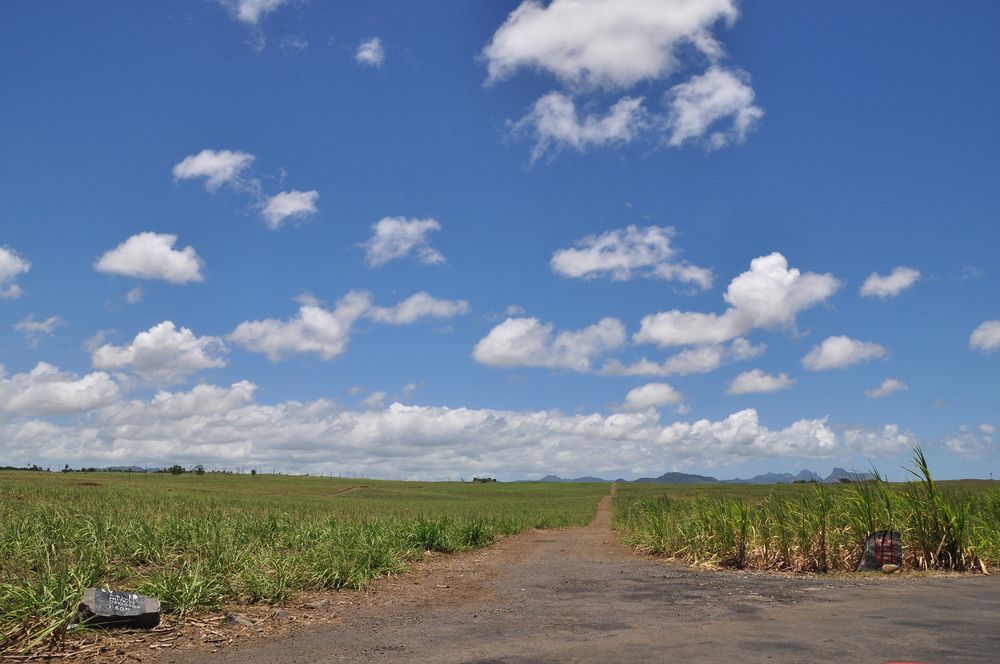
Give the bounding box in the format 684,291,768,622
0,473,607,655
613,448,1000,574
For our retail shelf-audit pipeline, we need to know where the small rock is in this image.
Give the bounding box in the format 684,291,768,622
224,612,255,628
882,564,900,573
272,609,291,620
79,588,161,629
303,600,330,610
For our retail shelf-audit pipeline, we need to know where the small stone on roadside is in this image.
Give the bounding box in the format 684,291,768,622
882,564,900,573
304,600,330,610
224,612,255,628
272,609,291,620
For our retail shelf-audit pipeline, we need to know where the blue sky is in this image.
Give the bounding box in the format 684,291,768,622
1,1,998,480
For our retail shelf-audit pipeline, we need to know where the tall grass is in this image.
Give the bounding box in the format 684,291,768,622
614,448,999,574
0,473,606,654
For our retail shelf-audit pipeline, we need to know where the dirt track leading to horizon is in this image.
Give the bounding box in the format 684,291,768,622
162,487,1000,664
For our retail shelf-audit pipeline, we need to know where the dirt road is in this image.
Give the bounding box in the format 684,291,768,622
164,489,1000,663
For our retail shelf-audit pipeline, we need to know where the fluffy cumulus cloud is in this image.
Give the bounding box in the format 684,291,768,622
230,292,372,362
969,320,1000,353
622,382,684,410
0,246,30,298
91,321,228,386
944,425,995,460
0,363,119,416
14,316,65,347
367,292,469,325
231,290,467,361
727,369,794,396
172,149,255,191
483,0,739,89
664,66,763,149
601,338,764,377
484,0,760,159
636,252,840,348
551,225,712,290
260,190,319,229
174,148,318,229
865,378,908,398
95,232,204,284
0,384,915,477
217,0,291,24
802,336,887,371
362,217,445,268
514,93,646,162
473,317,626,372
356,37,385,67
860,266,921,299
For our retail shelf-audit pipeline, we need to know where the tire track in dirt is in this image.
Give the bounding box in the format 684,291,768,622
163,486,1000,663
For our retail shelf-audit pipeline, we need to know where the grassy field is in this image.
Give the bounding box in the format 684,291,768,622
0,471,609,654
613,451,1000,574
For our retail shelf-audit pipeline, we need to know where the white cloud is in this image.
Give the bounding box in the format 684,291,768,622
636,252,840,348
484,1,762,159
356,37,385,67
979,423,997,435
367,292,469,325
551,225,711,290
514,93,646,162
473,316,626,372
95,232,204,284
230,291,372,362
217,0,291,25
802,336,887,371
125,287,143,304
231,290,462,361
362,217,445,268
865,378,908,398
483,0,739,89
969,320,1000,353
0,391,914,478
0,246,30,299
261,190,319,229
279,35,308,54
172,149,256,191
14,316,65,347
623,382,684,410
664,66,763,149
944,424,994,460
83,330,114,353
860,266,921,299
729,337,766,360
727,369,794,395
600,338,764,377
0,363,119,416
361,391,387,410
92,321,227,387
505,305,526,316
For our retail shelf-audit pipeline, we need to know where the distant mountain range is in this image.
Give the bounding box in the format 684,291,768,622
534,467,875,485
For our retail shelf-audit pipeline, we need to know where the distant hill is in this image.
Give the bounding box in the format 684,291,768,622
825,467,876,483
632,472,719,484
723,469,822,484
532,467,875,484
